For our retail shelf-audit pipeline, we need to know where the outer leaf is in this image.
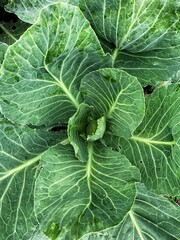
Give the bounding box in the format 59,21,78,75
5,0,79,24
104,84,180,195
0,117,63,240
35,142,140,239
81,68,144,138
81,183,180,240
80,0,179,52
0,3,111,126
31,230,49,240
80,0,180,85
171,112,180,179
115,33,180,86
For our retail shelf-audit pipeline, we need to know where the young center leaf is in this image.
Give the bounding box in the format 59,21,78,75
0,2,111,126
68,103,107,162
68,103,93,162
81,68,144,138
0,116,64,240
81,183,180,240
105,83,180,196
80,0,180,85
35,142,140,239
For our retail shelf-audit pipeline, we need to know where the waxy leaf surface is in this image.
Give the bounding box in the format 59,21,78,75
5,0,78,24
82,183,180,240
0,117,63,240
35,142,140,239
80,0,179,51
0,3,110,126
80,0,180,85
105,84,180,195
81,69,144,138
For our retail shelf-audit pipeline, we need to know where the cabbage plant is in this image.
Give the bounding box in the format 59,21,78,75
0,1,180,240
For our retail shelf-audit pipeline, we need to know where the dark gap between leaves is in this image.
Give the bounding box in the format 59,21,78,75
50,126,67,132
0,7,18,23
163,195,180,206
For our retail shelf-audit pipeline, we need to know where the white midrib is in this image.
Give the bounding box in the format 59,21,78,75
0,154,42,181
112,47,119,66
129,211,144,240
86,143,93,204
131,135,175,146
44,65,79,109
107,89,123,118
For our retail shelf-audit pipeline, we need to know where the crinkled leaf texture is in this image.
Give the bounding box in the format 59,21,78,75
81,183,180,240
0,1,179,240
0,2,111,126
81,68,144,138
104,83,180,196
68,68,144,162
0,116,64,240
35,142,140,239
5,0,79,24
80,0,180,85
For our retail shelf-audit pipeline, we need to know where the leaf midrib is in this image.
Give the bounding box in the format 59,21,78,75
129,210,144,240
44,63,80,109
86,142,93,204
131,135,175,146
0,154,42,181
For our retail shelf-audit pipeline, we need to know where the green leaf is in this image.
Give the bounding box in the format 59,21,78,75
81,68,144,138
80,0,179,52
68,103,93,162
80,0,180,85
35,142,140,239
5,0,79,24
115,33,180,86
87,116,106,142
0,3,111,126
82,183,180,240
104,84,180,195
68,103,107,161
0,117,63,240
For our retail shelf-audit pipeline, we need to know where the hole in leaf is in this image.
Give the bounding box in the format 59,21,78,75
143,85,154,96
112,147,120,152
163,195,180,206
12,25,16,30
